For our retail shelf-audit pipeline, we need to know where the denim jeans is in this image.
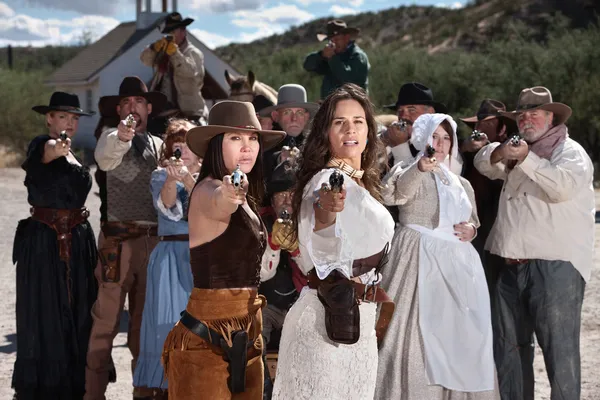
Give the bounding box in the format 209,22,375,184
490,257,585,400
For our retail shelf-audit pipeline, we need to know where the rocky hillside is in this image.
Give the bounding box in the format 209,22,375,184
215,0,600,68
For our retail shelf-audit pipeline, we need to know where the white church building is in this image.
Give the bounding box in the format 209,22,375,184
45,0,239,158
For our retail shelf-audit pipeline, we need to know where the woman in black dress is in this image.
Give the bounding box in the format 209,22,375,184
12,92,98,399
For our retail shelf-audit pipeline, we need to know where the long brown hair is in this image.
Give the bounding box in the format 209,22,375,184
291,83,385,238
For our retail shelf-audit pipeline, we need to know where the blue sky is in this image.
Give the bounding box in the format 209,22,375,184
0,0,464,49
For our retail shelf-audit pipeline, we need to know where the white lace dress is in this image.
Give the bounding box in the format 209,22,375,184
272,168,395,400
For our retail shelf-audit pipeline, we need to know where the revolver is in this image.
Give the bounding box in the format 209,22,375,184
391,120,408,132
425,144,436,158
329,169,344,193
58,130,68,147
231,164,246,191
279,209,291,221
124,114,136,129
509,133,522,147
470,129,484,140
170,148,182,163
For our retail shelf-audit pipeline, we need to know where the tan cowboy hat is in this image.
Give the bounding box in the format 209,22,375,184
259,84,319,117
500,86,572,125
186,100,286,158
317,20,360,42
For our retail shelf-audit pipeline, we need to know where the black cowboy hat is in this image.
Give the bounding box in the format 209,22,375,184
98,76,167,117
267,158,297,198
317,20,360,42
252,95,275,115
32,91,94,116
384,82,447,113
161,12,194,34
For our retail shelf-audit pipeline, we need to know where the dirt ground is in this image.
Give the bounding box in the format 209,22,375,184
0,167,599,399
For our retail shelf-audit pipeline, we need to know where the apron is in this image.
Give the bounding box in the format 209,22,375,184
407,166,495,392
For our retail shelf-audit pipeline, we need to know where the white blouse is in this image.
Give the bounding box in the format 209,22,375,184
298,168,395,280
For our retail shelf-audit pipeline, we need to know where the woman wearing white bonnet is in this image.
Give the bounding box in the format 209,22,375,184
375,113,499,399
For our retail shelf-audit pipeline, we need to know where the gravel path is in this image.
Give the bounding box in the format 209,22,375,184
0,167,598,399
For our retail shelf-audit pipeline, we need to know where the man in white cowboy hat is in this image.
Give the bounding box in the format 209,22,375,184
303,19,370,99
474,86,594,400
141,11,208,122
260,84,319,174
87,76,166,400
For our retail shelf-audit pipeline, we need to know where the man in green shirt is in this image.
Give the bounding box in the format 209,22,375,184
303,19,370,99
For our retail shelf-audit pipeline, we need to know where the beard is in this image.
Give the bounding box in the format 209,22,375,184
521,121,551,142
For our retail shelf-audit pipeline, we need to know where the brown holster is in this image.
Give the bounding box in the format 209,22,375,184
30,206,90,304
307,270,395,348
30,206,90,264
99,221,158,283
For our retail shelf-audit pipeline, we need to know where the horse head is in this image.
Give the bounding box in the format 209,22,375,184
225,70,278,105
225,70,257,102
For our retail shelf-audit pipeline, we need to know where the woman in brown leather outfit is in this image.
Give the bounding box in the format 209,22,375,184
162,100,285,400
12,92,97,399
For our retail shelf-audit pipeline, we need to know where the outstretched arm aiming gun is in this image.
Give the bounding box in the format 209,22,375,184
313,169,346,231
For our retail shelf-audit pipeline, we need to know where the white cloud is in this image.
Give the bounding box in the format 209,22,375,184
189,0,266,13
329,5,358,16
435,2,464,9
0,12,120,47
230,4,314,43
5,0,124,15
189,28,233,49
296,0,363,8
0,1,15,17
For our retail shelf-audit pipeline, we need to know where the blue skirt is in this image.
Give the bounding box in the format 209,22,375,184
133,240,193,388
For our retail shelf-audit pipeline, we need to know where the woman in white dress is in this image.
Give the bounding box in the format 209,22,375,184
272,83,395,400
375,113,499,399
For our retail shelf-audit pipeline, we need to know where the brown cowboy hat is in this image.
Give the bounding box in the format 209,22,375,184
460,99,518,127
317,20,360,42
186,100,286,158
161,12,194,34
500,86,572,126
32,91,94,116
99,76,167,117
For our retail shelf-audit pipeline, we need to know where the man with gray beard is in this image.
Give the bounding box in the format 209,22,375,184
474,86,594,400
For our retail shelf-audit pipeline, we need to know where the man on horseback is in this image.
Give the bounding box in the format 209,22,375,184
303,19,370,99
140,12,208,125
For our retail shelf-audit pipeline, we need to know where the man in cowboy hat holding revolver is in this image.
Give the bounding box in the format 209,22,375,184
141,12,207,123
86,76,167,400
459,99,518,267
379,82,448,167
474,86,594,400
303,19,370,99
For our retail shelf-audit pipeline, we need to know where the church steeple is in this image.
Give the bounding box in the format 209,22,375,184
136,0,177,30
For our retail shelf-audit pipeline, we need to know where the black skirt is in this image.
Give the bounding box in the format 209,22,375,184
12,135,98,399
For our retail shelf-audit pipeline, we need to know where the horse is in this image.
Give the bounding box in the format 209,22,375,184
225,70,278,104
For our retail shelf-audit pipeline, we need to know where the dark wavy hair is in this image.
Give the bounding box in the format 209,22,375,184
193,133,265,213
290,83,386,238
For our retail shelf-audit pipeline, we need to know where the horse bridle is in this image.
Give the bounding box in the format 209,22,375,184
229,91,256,98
